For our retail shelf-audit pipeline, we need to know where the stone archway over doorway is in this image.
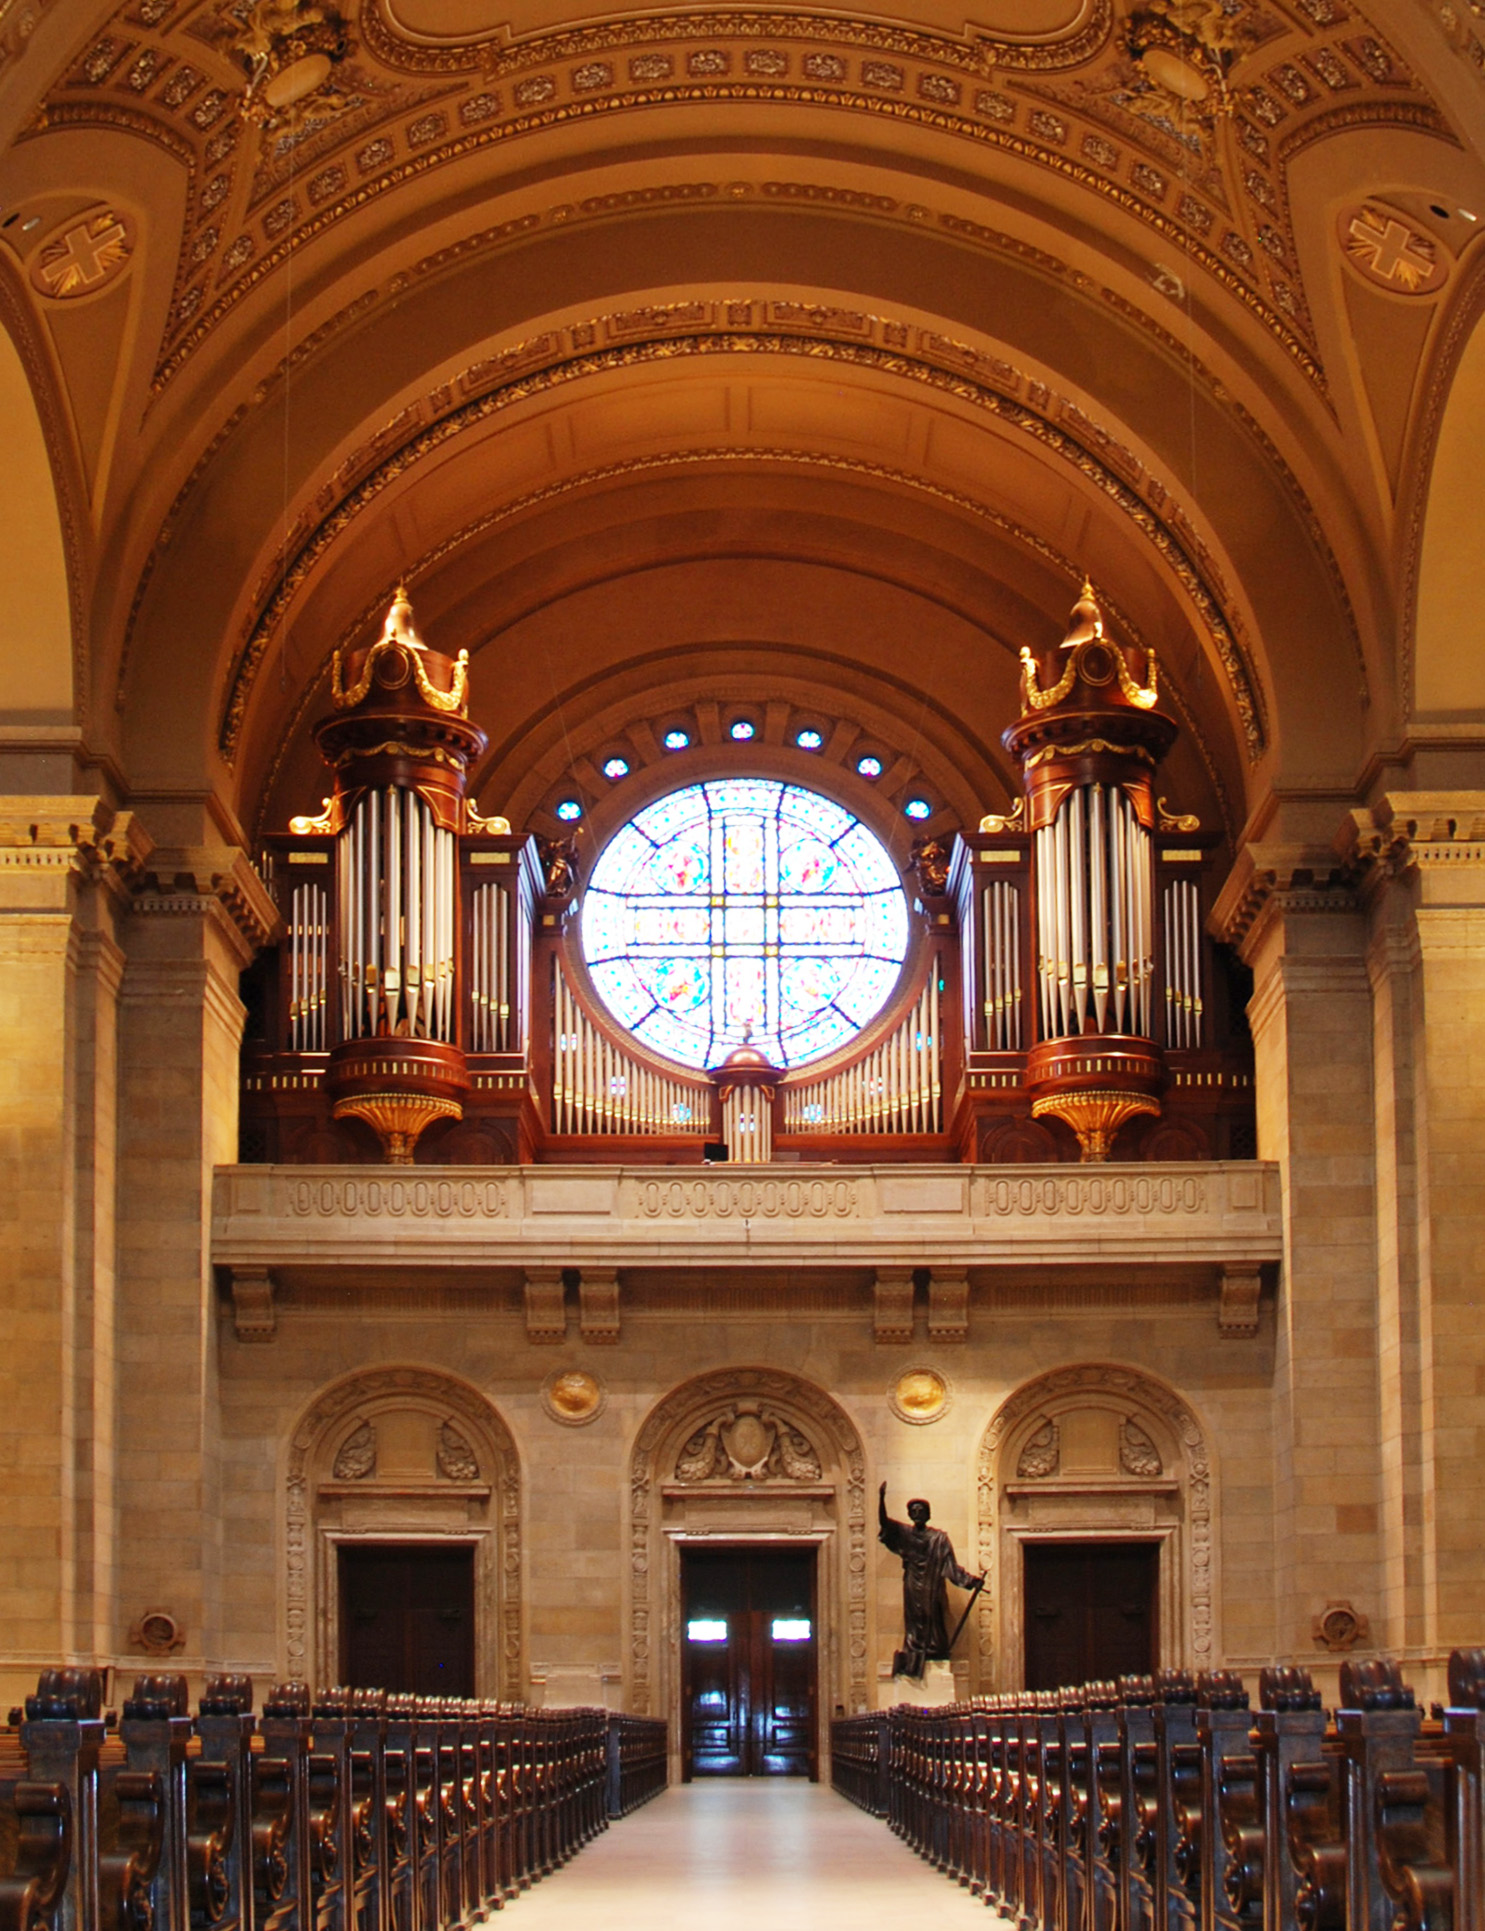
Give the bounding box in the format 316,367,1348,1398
976,1362,1215,1691
284,1365,523,1698
628,1367,870,1770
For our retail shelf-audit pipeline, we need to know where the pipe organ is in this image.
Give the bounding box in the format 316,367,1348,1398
550,959,711,1139
780,975,942,1136
241,577,1251,1166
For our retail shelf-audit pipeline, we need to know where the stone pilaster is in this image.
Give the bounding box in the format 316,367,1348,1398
1214,845,1382,1663
1342,794,1485,1657
0,798,149,1695
113,847,275,1675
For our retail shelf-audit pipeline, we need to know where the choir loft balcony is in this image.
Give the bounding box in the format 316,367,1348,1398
211,1159,1281,1343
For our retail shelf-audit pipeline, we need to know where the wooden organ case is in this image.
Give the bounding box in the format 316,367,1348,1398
239,586,1253,1166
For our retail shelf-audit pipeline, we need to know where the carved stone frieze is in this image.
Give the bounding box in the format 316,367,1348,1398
215,1160,1282,1277
1016,1417,1060,1478
672,1402,823,1483
332,1419,376,1480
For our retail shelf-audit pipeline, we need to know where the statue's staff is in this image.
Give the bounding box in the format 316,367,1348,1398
945,1573,985,1658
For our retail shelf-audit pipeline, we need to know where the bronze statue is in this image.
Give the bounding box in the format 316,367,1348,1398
879,1483,984,1680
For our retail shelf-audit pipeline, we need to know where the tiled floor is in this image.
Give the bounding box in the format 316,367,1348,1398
510,1780,992,1927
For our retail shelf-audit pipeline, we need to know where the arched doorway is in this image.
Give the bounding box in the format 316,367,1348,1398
628,1367,869,1775
975,1363,1215,1690
284,1365,523,1698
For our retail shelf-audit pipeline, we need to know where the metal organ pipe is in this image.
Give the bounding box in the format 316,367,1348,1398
551,958,709,1136
1162,876,1203,1050
1032,783,1156,1044
337,787,457,1043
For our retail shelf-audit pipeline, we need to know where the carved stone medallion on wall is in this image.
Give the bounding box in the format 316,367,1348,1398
541,1368,605,1426
285,1367,522,1698
977,1363,1213,1690
889,1367,951,1425
628,1367,869,1741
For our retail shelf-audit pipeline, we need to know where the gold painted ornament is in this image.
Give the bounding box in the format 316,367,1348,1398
889,1367,951,1425
542,1369,605,1426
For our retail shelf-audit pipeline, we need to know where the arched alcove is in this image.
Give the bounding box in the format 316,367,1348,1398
628,1366,869,1753
284,1366,522,1697
975,1362,1214,1690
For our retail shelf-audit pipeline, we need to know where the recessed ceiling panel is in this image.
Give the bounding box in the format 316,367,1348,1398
383,0,1092,45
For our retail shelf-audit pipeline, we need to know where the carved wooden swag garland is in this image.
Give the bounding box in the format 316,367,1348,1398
629,1367,868,1716
285,1367,523,1697
978,1362,1213,1677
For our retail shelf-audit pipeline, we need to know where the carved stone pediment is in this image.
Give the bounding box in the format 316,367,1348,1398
673,1400,822,1484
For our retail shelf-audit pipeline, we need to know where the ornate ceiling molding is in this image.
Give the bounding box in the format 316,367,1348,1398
360,0,1114,74
211,315,1270,770
32,0,1454,399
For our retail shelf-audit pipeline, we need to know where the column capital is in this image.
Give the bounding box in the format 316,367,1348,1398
130,846,280,966
0,795,153,904
1338,792,1485,905
1209,841,1357,958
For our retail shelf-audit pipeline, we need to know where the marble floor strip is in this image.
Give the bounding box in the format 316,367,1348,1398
509,1779,992,1928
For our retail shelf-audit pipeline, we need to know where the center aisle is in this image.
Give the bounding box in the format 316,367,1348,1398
512,1780,991,1929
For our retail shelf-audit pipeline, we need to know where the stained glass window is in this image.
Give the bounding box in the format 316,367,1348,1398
581,779,910,1069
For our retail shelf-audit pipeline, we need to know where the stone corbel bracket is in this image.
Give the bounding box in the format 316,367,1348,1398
873,1267,915,1344
230,1267,276,1341
578,1267,621,1343
1218,1265,1262,1338
927,1269,969,1344
524,1267,567,1343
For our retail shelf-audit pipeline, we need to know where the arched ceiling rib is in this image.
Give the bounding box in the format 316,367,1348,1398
1,0,1482,830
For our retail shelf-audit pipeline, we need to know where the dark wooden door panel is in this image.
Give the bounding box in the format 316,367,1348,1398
339,1543,476,1697
1023,1540,1158,1692
682,1546,817,1779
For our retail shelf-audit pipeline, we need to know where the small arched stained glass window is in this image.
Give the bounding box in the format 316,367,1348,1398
580,779,910,1069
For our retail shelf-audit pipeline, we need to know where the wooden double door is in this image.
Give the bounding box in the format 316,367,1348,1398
339,1542,476,1697
1023,1539,1158,1691
681,1544,818,1780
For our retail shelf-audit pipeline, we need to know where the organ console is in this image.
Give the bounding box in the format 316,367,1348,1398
241,582,1253,1165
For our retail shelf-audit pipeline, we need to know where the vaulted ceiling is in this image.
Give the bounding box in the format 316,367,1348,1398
2,0,1482,857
